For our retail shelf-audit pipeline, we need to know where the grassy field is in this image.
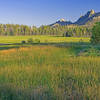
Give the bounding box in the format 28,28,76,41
0,36,100,100
0,35,90,43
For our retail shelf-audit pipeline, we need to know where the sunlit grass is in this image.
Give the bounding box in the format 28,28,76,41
0,35,90,43
0,46,100,99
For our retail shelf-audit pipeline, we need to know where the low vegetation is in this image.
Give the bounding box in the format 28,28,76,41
0,36,90,44
0,35,99,99
91,22,100,44
0,21,99,100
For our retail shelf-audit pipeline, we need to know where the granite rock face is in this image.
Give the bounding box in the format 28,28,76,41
50,10,100,26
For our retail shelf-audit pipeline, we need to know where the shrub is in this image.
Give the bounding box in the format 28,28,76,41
21,41,26,44
80,48,100,56
35,39,40,43
27,38,34,44
91,22,100,44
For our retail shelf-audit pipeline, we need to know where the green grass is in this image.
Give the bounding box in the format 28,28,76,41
0,36,100,100
0,35,90,43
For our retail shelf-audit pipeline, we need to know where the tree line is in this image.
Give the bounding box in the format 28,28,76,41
0,24,92,37
91,22,100,44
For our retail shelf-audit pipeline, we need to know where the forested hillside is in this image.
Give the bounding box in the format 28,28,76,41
0,24,91,37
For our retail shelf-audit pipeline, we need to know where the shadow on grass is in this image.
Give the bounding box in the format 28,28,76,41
0,42,94,51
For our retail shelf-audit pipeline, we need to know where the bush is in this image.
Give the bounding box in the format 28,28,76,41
79,47,100,56
91,22,100,44
27,38,34,44
21,41,26,44
35,39,40,43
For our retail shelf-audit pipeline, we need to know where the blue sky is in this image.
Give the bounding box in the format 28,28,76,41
0,0,100,26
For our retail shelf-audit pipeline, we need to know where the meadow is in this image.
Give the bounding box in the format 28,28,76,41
0,36,100,100
0,35,90,44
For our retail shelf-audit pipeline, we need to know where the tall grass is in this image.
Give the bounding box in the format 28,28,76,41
0,46,100,99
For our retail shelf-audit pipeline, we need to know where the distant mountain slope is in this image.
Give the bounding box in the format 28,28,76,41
50,19,73,26
50,10,100,26
75,10,100,25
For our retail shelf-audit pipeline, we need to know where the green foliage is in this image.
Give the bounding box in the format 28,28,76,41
34,39,40,43
79,47,100,56
0,36,90,44
27,38,34,44
91,22,100,44
21,40,26,44
0,24,91,37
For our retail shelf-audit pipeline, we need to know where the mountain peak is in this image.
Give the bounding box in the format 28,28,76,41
50,10,100,26
90,9,95,15
50,18,72,26
59,19,66,22
86,9,95,17
75,10,100,25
